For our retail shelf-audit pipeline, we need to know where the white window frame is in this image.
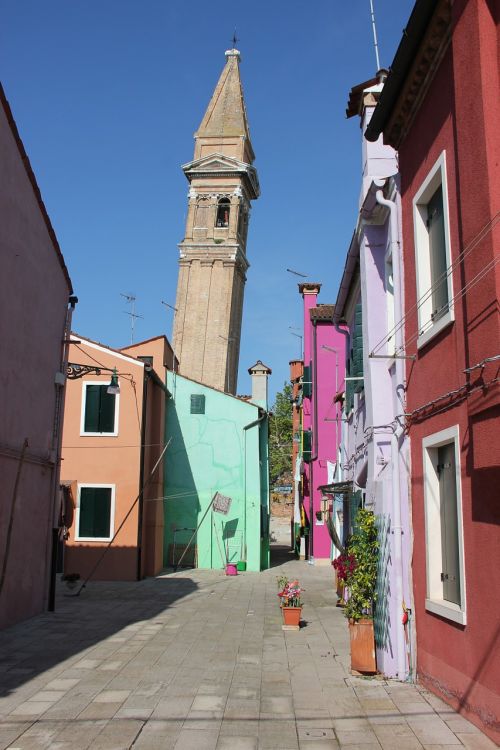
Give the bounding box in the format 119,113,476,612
422,425,466,625
75,483,116,542
80,380,120,437
413,151,454,349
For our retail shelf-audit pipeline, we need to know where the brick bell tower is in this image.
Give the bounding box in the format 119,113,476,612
172,46,260,394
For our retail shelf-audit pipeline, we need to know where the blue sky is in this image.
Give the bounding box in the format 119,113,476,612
1,1,414,402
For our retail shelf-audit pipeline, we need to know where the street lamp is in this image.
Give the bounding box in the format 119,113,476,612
67,363,120,395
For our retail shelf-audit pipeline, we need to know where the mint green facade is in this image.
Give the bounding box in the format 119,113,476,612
164,372,270,572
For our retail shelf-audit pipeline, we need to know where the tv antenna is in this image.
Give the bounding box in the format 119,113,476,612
286,268,308,278
161,300,178,313
121,293,143,344
369,0,381,71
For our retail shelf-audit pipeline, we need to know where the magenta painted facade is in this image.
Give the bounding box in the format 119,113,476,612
300,285,345,563
0,83,73,628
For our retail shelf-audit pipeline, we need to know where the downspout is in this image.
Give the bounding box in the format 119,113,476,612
243,411,266,566
136,365,170,581
136,368,149,581
48,294,77,612
376,185,407,681
309,321,319,562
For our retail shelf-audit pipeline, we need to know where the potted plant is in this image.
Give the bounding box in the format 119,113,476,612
277,578,302,627
332,551,356,605
341,509,378,674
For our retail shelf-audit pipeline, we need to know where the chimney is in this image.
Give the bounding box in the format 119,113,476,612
248,360,272,410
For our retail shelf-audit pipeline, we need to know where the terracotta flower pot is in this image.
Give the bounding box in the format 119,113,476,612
282,606,301,627
349,618,376,674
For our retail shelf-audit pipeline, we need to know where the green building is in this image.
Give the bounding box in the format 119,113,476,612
164,362,271,572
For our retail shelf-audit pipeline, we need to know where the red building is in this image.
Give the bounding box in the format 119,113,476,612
366,0,500,741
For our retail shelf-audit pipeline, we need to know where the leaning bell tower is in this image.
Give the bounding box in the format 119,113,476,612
172,46,260,394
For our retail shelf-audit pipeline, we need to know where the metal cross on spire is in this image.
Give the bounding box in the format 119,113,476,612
231,30,240,49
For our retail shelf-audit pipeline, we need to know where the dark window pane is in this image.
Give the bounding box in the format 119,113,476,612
438,444,460,605
427,185,449,319
84,385,116,433
79,487,112,538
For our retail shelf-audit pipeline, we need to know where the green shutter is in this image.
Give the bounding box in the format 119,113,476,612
190,394,206,414
303,429,313,463
98,388,116,432
84,385,101,432
84,385,116,433
79,487,112,538
302,364,312,399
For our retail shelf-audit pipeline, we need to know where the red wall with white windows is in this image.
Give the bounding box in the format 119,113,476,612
398,0,500,741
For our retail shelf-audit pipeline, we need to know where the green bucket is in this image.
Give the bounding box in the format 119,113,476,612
236,561,247,572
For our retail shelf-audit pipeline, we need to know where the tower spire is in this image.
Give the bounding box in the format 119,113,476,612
172,49,260,394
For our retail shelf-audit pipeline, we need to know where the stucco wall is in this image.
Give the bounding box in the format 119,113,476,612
165,372,267,572
398,1,500,738
61,340,145,581
0,91,71,628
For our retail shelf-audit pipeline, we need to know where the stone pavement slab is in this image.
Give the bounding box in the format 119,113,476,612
0,547,496,749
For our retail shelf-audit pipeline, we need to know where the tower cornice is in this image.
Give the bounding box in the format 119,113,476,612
182,153,259,199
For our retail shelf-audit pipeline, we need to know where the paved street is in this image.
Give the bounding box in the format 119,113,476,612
0,548,495,750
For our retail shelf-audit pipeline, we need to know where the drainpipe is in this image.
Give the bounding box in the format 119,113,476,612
136,365,170,581
308,321,320,563
375,185,407,681
243,411,267,567
48,294,78,612
136,369,149,581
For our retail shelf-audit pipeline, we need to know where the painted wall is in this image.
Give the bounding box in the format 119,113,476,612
164,372,269,572
61,338,145,581
301,288,346,563
336,87,413,680
0,86,72,629
396,1,500,739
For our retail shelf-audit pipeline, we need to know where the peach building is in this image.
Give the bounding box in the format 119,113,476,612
61,334,174,582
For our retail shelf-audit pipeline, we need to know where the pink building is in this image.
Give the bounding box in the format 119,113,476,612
299,283,346,564
0,83,73,628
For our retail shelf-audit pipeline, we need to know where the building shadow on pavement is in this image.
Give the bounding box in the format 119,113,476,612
0,574,199,699
269,543,297,568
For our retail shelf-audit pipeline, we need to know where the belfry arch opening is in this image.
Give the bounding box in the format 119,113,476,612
215,197,230,228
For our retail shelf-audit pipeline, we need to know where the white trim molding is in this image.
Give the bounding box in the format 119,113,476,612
422,425,466,625
80,380,120,437
413,151,455,349
75,483,116,542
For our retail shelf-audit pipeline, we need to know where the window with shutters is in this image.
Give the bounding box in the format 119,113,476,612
81,382,119,436
76,484,115,541
413,151,454,349
190,394,206,414
422,426,466,624
345,302,364,414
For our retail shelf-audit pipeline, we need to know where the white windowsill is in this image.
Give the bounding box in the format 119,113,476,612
80,431,119,438
425,598,466,625
417,309,454,350
75,536,113,543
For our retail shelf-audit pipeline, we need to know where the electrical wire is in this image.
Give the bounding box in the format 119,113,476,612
402,253,500,351
370,211,500,356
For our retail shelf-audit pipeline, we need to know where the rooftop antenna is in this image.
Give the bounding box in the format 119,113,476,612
161,301,179,373
369,0,381,71
121,293,143,345
286,268,308,278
